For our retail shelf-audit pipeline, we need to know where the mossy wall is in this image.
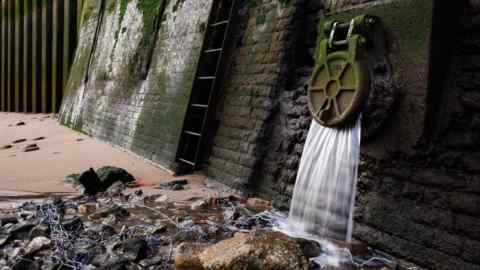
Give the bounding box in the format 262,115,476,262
60,0,214,169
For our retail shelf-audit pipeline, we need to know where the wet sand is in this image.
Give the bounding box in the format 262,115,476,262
0,113,228,207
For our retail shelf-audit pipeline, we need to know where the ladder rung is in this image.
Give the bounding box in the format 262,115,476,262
210,20,229,27
197,76,216,80
332,40,348,46
178,158,195,166
185,131,202,137
204,48,222,53
191,104,208,108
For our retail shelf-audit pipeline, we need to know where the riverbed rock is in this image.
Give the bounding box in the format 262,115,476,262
174,242,210,270
174,230,309,270
12,139,27,144
190,200,208,211
77,168,103,195
245,198,272,212
121,238,148,262
25,236,51,255
0,144,12,150
96,166,135,188
155,179,188,190
78,203,96,215
23,144,40,152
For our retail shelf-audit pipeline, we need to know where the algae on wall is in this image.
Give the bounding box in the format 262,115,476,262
59,0,215,169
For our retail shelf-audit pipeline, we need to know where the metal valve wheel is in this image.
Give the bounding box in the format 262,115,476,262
308,50,370,127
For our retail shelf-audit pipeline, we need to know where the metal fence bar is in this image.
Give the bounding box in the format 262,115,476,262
0,1,4,111
0,0,79,113
7,0,12,112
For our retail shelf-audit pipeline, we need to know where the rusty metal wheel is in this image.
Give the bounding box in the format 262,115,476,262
308,51,370,127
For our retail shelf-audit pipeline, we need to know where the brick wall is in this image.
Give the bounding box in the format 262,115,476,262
207,0,298,189
60,0,213,168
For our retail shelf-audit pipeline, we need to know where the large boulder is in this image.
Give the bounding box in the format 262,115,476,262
66,166,135,195
174,230,309,270
96,166,135,187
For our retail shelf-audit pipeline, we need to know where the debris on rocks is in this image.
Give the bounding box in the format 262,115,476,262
155,179,188,190
0,187,396,270
24,143,40,152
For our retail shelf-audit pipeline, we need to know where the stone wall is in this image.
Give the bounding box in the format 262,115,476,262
60,0,213,168
207,0,299,189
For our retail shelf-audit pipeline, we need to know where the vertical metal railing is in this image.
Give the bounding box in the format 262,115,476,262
0,0,81,113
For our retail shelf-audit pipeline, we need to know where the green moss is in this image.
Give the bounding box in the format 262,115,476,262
119,0,130,29
107,0,117,14
137,0,165,48
81,0,97,23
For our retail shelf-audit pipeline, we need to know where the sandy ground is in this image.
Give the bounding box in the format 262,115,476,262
0,113,230,207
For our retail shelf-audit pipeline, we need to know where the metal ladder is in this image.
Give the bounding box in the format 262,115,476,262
176,0,236,169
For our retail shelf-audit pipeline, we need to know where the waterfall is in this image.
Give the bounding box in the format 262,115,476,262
276,117,361,242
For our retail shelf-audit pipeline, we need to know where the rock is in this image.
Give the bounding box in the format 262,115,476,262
23,144,39,152
0,234,12,247
175,230,309,270
78,203,96,215
96,259,129,270
0,215,18,226
223,208,240,222
16,122,25,126
190,200,208,211
90,205,130,220
77,168,103,195
0,145,12,150
154,195,169,203
121,238,148,262
8,223,35,240
11,259,41,270
173,184,184,190
294,238,321,258
12,139,27,144
139,257,165,268
62,217,83,232
74,167,135,195
33,137,45,141
25,236,51,255
151,224,168,235
28,224,50,239
96,166,135,187
245,198,272,212
174,242,210,270
155,179,188,190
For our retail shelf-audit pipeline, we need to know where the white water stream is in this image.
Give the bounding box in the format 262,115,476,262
265,117,362,267
271,117,361,242
287,117,362,241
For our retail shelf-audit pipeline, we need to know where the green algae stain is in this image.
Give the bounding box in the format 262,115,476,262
137,0,165,50
81,0,98,23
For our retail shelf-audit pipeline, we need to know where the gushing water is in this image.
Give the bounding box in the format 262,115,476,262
278,117,361,242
